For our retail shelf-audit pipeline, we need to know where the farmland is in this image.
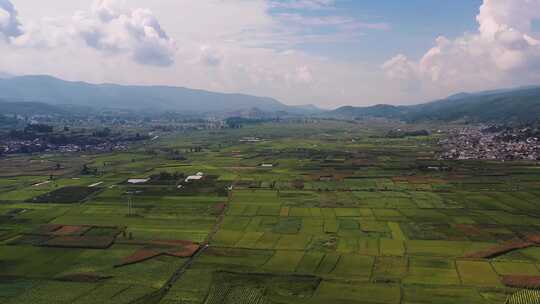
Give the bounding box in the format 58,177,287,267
1,120,540,303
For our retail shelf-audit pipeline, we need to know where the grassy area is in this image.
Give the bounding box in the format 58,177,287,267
1,121,540,303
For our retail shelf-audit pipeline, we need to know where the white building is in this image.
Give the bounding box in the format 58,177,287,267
127,178,149,184
185,172,204,182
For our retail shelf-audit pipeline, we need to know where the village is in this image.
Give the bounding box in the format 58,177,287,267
439,126,540,161
0,138,131,155
0,112,233,156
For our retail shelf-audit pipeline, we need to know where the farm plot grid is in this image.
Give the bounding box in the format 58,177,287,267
1,122,540,303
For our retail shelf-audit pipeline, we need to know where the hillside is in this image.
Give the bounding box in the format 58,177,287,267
328,86,540,123
0,100,67,116
330,104,407,119
3,74,539,122
0,75,295,114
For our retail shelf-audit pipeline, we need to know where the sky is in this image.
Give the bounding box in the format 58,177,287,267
1,0,540,108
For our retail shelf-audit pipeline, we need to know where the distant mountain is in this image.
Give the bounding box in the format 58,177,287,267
0,75,301,114
330,104,407,119
0,72,13,79
445,92,472,100
0,100,67,116
290,104,325,114
328,86,540,124
4,74,538,123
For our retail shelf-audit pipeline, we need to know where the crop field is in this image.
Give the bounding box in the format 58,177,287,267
1,121,540,303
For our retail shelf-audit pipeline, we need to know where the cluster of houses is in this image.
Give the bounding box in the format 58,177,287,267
0,139,130,155
439,127,540,161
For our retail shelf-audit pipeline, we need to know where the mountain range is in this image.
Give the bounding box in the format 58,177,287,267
1,74,540,123
329,86,540,124
0,75,316,115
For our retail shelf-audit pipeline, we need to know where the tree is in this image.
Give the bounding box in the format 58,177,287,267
93,128,111,138
158,171,173,180
81,164,97,175
292,179,304,190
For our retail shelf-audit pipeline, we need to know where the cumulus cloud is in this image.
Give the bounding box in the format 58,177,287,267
73,0,176,66
5,0,175,66
92,0,125,22
0,0,23,41
0,0,398,107
383,0,540,96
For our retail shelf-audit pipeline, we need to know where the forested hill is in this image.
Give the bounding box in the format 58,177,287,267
329,86,540,124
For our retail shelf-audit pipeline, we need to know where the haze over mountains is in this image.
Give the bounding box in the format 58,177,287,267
1,75,540,123
0,75,306,114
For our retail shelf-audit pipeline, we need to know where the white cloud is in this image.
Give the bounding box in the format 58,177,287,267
8,0,176,66
0,0,23,41
197,45,223,67
92,0,125,22
73,0,176,66
383,0,540,99
295,66,313,83
0,0,399,107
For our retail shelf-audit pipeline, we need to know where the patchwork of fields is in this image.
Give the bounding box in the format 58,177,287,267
1,122,540,303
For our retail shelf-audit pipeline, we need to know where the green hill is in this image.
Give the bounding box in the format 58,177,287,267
0,100,67,116
328,86,540,124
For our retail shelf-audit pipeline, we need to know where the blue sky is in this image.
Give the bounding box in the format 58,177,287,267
269,0,483,62
2,0,540,107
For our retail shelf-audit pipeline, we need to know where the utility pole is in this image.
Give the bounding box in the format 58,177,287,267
124,191,134,216
128,195,132,216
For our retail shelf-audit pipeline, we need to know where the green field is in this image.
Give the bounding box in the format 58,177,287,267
1,121,540,303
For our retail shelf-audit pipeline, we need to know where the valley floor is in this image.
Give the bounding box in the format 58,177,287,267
1,121,539,304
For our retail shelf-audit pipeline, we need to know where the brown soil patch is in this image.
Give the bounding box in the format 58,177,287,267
115,240,200,267
53,225,91,236
33,224,63,235
214,203,226,215
526,234,540,244
502,275,540,288
455,224,492,239
392,177,408,182
25,224,124,248
333,173,352,182
165,244,200,257
117,249,163,266
463,240,534,259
